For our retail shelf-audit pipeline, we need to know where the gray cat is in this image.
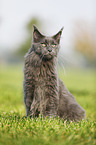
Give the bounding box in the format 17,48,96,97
23,25,86,121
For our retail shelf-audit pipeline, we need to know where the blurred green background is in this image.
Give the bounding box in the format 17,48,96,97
0,0,96,67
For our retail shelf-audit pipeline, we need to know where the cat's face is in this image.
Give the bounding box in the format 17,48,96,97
32,25,63,61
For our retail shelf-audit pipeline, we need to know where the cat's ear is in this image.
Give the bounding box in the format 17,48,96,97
33,25,44,43
53,27,64,44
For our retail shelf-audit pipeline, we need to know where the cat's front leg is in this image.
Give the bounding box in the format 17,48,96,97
44,91,59,118
23,81,34,117
24,95,33,117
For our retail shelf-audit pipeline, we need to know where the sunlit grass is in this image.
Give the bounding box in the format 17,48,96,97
0,65,96,145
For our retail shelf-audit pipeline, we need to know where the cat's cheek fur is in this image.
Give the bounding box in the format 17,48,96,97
35,47,41,55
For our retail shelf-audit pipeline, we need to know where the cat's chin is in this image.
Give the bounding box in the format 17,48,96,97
42,55,53,61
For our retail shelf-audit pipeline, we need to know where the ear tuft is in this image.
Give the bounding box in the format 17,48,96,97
53,27,64,43
33,24,38,31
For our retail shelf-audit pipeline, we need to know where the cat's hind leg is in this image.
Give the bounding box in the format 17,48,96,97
58,79,86,121
68,103,86,121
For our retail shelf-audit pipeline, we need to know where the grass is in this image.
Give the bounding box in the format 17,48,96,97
0,65,96,145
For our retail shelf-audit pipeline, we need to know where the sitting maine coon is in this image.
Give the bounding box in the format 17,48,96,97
23,25,86,121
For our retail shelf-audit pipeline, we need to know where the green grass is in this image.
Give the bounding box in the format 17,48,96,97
0,65,96,145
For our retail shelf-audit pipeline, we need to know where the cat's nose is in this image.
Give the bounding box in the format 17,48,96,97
48,49,52,52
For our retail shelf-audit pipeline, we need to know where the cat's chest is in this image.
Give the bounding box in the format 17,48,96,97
30,63,57,84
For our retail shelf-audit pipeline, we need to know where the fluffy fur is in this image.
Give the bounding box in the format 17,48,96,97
23,25,86,121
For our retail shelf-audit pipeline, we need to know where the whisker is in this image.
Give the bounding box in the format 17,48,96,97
58,52,74,65
57,56,66,75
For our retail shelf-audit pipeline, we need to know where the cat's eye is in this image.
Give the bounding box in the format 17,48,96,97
41,43,46,47
52,44,56,47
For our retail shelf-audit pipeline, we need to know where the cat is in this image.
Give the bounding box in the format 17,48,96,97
23,25,86,121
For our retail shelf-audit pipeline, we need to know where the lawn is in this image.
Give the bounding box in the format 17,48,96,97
0,65,96,145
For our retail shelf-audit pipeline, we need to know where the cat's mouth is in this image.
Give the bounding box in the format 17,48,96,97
42,52,53,61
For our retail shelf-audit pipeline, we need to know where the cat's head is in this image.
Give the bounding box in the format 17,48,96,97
32,25,63,61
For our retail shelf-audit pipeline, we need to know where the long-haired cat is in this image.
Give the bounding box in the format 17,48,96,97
23,25,86,121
